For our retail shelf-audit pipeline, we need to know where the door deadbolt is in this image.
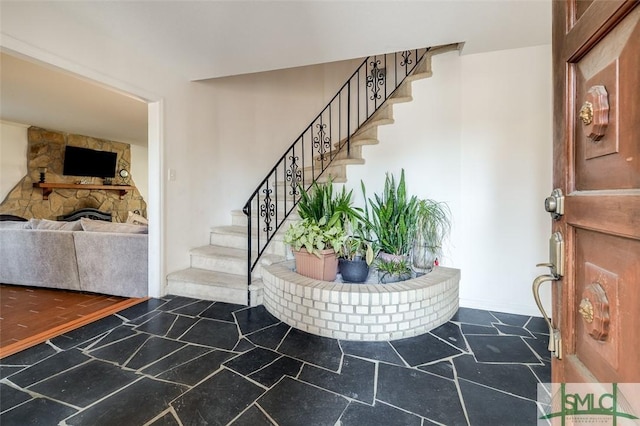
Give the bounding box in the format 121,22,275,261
545,188,564,220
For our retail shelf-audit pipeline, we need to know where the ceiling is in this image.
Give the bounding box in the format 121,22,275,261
0,1,551,147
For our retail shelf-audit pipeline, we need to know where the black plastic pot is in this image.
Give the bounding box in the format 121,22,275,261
338,258,370,283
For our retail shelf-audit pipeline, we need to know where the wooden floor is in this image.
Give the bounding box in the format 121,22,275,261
0,284,145,358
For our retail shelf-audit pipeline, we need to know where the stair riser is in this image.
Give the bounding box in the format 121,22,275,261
190,254,265,278
209,233,288,256
166,279,248,305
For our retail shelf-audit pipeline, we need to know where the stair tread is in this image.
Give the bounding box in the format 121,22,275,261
190,245,246,259
190,244,287,263
167,267,257,288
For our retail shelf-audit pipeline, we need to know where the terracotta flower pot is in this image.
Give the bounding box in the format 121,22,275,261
293,248,338,281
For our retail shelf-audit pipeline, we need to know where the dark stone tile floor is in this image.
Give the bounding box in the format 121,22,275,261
0,299,550,425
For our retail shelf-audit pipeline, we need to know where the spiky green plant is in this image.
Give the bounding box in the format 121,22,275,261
362,169,418,256
297,180,363,229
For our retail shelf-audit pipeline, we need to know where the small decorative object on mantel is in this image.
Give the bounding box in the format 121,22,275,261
118,168,130,185
103,177,113,185
38,167,47,183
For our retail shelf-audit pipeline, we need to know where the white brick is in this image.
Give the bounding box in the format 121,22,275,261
400,292,409,304
314,301,326,310
308,308,320,318
355,325,368,333
340,292,350,305
292,295,302,305
304,286,313,298
405,311,416,320
391,313,403,322
399,321,411,331
320,311,333,320
363,316,377,324
398,303,410,312
349,293,359,305
385,323,398,332
381,293,390,305
360,292,370,305
370,325,384,333
333,330,347,339
308,325,320,335
410,302,421,310
377,315,391,323
341,323,355,332
334,313,347,322
410,318,421,328
312,288,322,300
355,306,369,314
302,298,313,308
384,305,398,314
371,306,384,314
371,292,381,305
390,293,400,304
390,331,405,340
340,305,354,314
327,321,340,330
314,318,326,328
322,290,332,303
348,315,362,324
330,291,340,304
284,293,293,302
296,304,308,314
293,312,302,322
347,333,362,340
327,303,340,312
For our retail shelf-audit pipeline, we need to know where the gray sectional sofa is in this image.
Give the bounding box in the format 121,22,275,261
0,218,148,298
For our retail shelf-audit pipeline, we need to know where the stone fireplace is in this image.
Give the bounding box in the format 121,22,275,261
0,127,146,222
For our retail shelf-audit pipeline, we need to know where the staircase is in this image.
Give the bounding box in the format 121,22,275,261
167,43,462,306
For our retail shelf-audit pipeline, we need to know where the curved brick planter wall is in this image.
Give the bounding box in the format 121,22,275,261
261,261,460,341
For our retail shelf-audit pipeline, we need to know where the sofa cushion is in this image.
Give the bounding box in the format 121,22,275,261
0,221,31,229
0,229,81,290
30,218,83,231
80,218,148,234
73,232,148,298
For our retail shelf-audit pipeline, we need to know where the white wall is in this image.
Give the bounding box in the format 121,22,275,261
129,144,148,203
459,45,552,316
0,121,28,201
345,46,552,316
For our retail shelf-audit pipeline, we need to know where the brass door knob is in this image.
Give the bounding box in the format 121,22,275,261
579,101,593,125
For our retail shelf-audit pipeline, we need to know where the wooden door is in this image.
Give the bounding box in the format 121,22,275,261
552,0,640,383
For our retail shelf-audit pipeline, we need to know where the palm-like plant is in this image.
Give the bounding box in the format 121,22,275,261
297,180,363,229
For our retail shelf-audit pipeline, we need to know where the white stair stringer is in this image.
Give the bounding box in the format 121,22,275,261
166,43,463,306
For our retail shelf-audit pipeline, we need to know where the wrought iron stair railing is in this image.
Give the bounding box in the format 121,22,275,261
243,47,431,298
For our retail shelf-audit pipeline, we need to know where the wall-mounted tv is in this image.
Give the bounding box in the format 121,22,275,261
63,146,117,178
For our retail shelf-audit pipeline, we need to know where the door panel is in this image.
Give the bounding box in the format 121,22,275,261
553,0,640,384
574,8,640,190
575,229,640,381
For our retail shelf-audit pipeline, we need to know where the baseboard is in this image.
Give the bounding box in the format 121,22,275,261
458,297,546,318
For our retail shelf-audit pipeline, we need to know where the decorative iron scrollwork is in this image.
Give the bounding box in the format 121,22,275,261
285,155,302,196
367,59,385,100
260,187,275,233
400,51,413,73
313,122,331,161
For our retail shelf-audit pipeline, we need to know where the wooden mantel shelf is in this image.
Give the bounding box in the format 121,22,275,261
33,183,134,200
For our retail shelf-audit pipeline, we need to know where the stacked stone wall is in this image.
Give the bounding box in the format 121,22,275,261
0,127,146,222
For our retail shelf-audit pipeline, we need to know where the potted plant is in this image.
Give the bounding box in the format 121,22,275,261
338,231,374,283
412,198,452,274
376,257,412,284
284,217,346,281
284,180,353,281
362,169,418,260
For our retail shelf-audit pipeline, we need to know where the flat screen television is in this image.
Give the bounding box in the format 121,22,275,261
63,146,117,178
